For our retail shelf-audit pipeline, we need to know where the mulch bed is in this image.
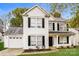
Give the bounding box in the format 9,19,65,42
23,49,52,53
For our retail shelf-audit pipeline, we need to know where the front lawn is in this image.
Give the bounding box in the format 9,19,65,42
0,42,6,51
19,47,79,56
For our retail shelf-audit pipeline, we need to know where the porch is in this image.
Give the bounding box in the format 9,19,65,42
49,31,75,48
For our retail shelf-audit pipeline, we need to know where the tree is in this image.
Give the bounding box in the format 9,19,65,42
68,10,79,28
52,12,61,18
50,3,79,28
10,8,28,27
50,3,79,13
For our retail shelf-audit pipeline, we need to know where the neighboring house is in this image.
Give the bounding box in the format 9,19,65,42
69,28,79,46
0,19,4,42
3,20,10,32
4,5,74,49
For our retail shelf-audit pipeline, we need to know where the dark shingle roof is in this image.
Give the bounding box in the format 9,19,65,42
4,27,23,35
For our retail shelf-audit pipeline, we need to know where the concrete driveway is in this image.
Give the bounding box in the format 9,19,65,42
0,49,24,56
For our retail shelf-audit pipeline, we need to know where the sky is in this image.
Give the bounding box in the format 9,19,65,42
0,3,72,20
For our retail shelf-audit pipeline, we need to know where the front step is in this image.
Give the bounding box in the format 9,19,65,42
49,46,57,50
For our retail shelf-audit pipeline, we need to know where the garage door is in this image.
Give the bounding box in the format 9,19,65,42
8,38,23,48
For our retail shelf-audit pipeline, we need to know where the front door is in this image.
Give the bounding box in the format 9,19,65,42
49,37,53,46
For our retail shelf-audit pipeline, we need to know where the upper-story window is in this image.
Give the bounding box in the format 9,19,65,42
37,18,42,28
28,17,45,28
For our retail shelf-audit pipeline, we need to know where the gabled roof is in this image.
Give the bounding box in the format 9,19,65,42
22,5,49,16
4,27,23,35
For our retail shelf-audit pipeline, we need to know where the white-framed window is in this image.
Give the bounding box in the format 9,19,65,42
30,36,36,46
30,18,36,28
49,22,55,31
58,36,69,44
28,35,45,46
37,18,42,28
28,17,44,28
37,36,42,46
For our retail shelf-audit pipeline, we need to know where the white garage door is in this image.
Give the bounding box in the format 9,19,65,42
8,38,23,48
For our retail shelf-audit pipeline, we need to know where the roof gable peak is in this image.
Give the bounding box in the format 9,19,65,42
22,5,49,16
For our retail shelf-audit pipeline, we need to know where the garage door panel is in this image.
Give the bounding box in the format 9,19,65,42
8,39,23,48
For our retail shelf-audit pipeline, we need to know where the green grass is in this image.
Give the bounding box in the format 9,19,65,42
0,42,6,51
19,47,79,56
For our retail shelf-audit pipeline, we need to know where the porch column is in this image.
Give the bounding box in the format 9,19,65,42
53,35,58,47
55,22,57,31
56,35,59,47
68,36,72,46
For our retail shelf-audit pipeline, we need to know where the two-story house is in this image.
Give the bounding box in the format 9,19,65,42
4,5,74,49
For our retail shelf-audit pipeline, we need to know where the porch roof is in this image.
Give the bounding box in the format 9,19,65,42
49,31,75,36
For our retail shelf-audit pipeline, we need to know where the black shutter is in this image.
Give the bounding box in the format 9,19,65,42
42,18,45,28
58,36,60,44
28,36,31,46
57,23,59,31
67,36,69,44
53,23,55,31
28,17,31,28
42,36,45,46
